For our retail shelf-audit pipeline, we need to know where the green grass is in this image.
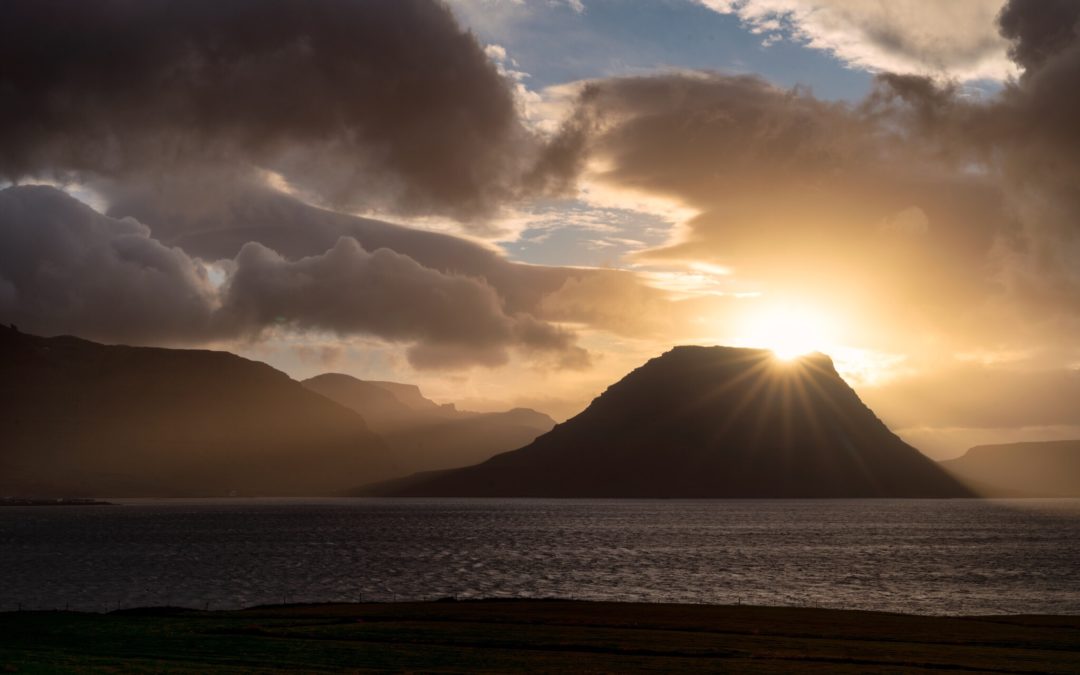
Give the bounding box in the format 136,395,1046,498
2,601,1079,673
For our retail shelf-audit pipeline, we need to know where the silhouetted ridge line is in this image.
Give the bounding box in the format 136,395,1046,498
303,373,554,473
941,440,1080,497
0,326,394,496
370,346,972,498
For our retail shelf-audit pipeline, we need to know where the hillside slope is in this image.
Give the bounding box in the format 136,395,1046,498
375,346,972,498
941,441,1080,496
304,373,554,472
0,327,394,496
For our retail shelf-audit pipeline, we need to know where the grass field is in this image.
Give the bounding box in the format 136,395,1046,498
2,600,1079,673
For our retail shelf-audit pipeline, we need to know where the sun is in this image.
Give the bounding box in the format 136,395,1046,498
738,304,837,360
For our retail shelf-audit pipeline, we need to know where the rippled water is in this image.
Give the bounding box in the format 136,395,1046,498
1,499,1078,615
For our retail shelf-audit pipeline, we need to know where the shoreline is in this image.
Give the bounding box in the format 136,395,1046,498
0,497,114,506
3,599,1078,672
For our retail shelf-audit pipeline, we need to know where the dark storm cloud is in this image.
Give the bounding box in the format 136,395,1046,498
998,0,1080,72
0,185,589,370
0,0,541,222
0,0,748,364
995,0,1080,183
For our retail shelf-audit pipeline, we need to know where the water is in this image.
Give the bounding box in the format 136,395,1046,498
1,499,1078,616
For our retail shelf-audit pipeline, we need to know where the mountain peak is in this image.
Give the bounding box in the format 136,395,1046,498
375,345,971,498
660,344,836,370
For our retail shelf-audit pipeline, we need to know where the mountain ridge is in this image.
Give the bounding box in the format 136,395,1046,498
0,326,395,496
303,372,555,473
941,440,1080,497
370,345,973,498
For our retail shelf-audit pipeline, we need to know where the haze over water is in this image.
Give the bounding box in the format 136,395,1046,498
3,499,1078,616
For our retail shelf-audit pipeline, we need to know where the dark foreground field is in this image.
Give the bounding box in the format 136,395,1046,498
2,600,1079,673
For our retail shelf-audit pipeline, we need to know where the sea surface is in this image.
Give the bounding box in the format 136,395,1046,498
2,499,1079,616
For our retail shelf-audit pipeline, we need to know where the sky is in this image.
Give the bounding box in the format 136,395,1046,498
1,0,1079,459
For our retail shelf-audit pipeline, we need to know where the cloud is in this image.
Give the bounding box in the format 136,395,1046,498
0,0,748,373
446,0,585,36
544,0,1080,352
700,0,1015,81
0,0,555,223
0,185,218,344
998,0,1080,72
865,0,1080,326
0,185,589,370
549,71,1008,336
101,176,672,342
519,0,1080,436
3,0,1076,435
222,236,588,369
864,363,1080,430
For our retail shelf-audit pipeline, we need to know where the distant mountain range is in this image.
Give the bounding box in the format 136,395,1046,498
0,326,554,497
941,441,1080,497
370,346,973,498
303,373,554,473
2,329,984,498
0,326,393,497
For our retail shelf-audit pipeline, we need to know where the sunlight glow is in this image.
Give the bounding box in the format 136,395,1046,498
738,304,837,361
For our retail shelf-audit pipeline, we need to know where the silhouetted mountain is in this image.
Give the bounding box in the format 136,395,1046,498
304,373,555,472
302,374,424,431
372,346,972,498
365,380,445,413
0,326,395,497
941,441,1080,497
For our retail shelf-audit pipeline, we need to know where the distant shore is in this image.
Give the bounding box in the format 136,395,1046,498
2,600,1078,672
0,497,113,506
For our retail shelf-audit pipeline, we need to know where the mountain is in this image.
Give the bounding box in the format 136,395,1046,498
940,441,1080,497
364,380,445,413
0,326,395,497
303,373,555,472
371,346,972,498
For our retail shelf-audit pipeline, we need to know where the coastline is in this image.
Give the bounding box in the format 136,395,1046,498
0,497,113,506
3,600,1078,672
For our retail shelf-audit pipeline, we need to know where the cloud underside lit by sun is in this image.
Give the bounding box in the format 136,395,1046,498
698,0,1016,81
1,0,1080,458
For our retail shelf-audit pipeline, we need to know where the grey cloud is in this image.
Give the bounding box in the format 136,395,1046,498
224,239,516,347
222,237,588,369
869,0,1080,320
0,185,218,344
0,0,696,357
998,0,1080,72
0,0,544,223
0,185,588,370
103,177,667,340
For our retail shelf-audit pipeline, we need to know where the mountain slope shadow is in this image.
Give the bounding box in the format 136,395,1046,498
370,346,973,498
0,326,394,496
303,373,554,472
941,440,1080,497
